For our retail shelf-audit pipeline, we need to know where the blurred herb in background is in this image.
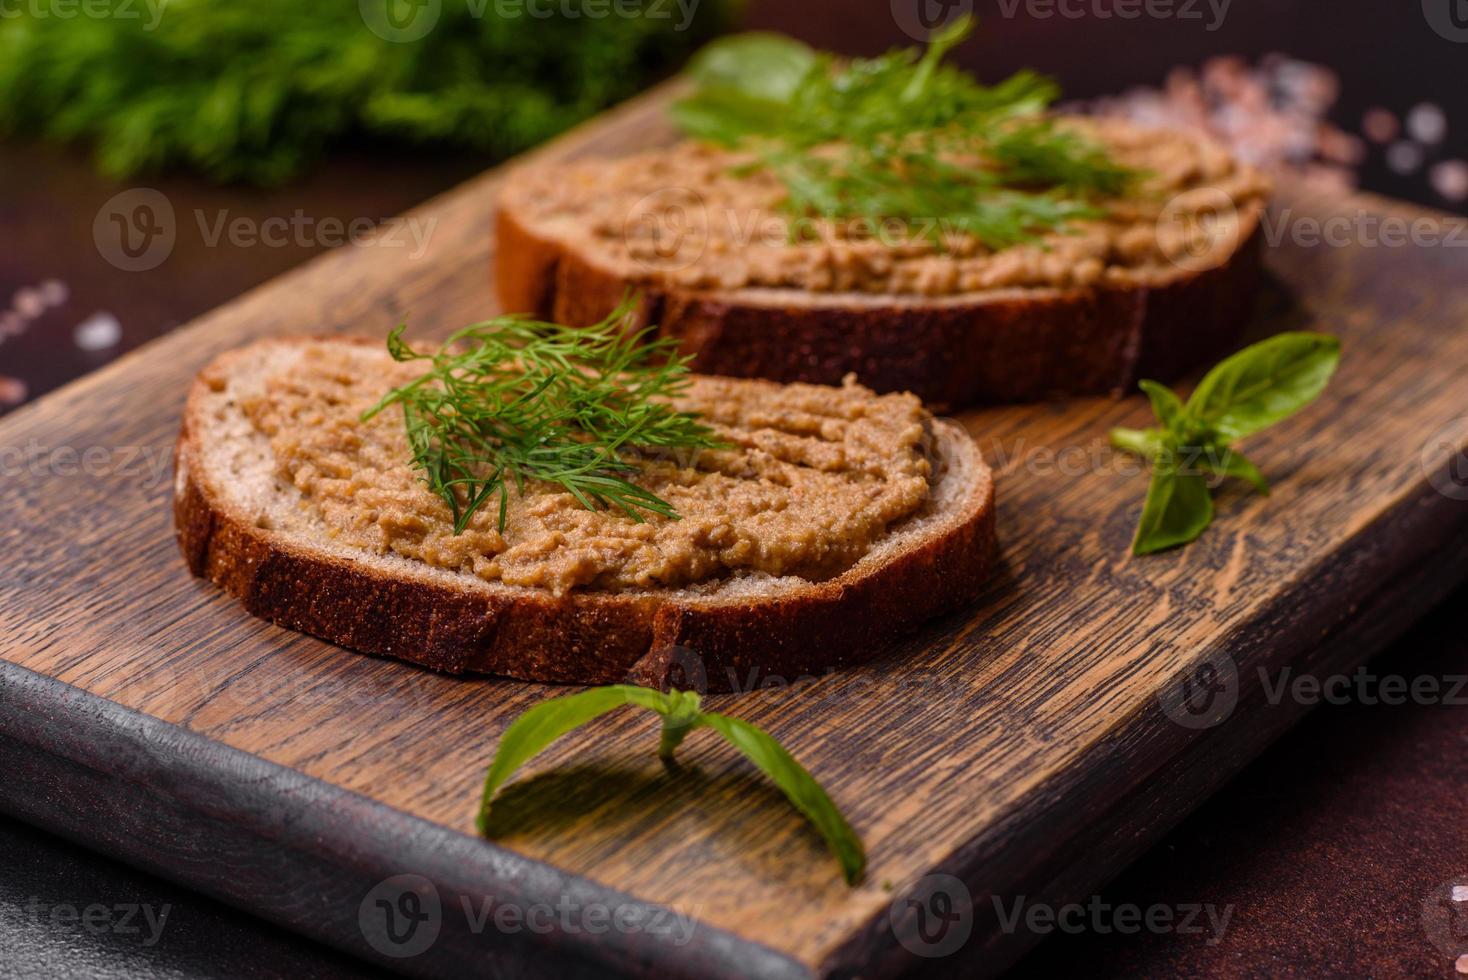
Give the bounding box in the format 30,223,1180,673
0,0,734,184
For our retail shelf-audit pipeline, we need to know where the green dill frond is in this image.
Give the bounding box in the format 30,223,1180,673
0,0,732,184
671,17,1138,248
362,300,725,534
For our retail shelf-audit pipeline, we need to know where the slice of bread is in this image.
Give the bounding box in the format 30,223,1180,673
495,122,1268,409
174,338,996,692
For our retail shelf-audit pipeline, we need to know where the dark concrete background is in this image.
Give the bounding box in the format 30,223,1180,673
3,1,1467,976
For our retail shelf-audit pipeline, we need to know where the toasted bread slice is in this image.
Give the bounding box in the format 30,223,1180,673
175,338,996,691
495,121,1268,408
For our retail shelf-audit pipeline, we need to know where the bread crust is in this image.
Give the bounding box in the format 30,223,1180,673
174,354,996,693
495,204,1262,409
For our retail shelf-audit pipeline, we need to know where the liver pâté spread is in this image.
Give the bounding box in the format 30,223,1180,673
505,117,1271,295
243,344,933,595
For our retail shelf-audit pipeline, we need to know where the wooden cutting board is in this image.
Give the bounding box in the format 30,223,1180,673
3,85,1467,979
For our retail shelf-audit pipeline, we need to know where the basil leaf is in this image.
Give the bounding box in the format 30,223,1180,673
1184,333,1341,442
697,712,867,885
1138,379,1186,429
476,685,671,833
669,88,791,146
684,33,816,103
1110,426,1166,461
1131,462,1215,556
1201,446,1270,495
476,686,866,885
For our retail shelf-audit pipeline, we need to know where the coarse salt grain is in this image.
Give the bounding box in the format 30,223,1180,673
74,311,123,352
1406,103,1447,145
38,279,69,307
1362,107,1398,144
0,377,27,406
1430,160,1468,203
13,288,44,319
1452,885,1468,902
1387,141,1426,175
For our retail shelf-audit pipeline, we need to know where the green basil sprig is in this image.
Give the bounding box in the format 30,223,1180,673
1110,332,1341,555
476,686,865,885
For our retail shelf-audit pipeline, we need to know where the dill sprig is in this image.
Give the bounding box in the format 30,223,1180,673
362,302,725,534
671,17,1137,248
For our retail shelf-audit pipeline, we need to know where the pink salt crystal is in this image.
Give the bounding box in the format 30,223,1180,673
1362,107,1399,144
1430,160,1468,202
1407,103,1447,145
1387,141,1426,175
13,288,43,319
1318,128,1365,166
0,377,26,406
38,279,69,307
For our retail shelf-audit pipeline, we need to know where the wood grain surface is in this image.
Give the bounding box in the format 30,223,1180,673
2,84,1467,978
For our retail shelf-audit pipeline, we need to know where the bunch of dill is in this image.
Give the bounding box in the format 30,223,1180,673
671,18,1137,247
363,301,725,533
0,0,731,184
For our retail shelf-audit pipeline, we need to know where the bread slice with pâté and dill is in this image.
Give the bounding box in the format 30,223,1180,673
496,115,1269,410
174,336,995,691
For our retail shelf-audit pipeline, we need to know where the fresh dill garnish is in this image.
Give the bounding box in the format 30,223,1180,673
361,301,725,535
670,17,1137,247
